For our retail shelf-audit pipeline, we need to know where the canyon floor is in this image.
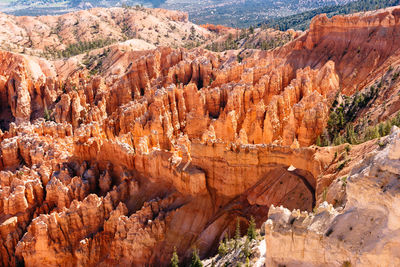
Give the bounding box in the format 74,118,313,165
1,5,400,267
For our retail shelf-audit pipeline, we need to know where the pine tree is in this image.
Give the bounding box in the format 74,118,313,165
316,135,322,147
345,124,357,144
218,240,227,256
249,26,254,34
373,125,381,139
383,120,392,136
247,216,256,241
364,125,380,142
170,247,179,267
333,134,345,146
235,218,241,248
379,123,385,137
394,112,400,127
322,129,330,146
235,218,241,239
242,238,251,257
44,108,52,121
190,249,203,267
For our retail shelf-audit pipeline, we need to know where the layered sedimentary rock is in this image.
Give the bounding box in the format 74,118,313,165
1,6,400,267
265,127,400,266
0,7,212,54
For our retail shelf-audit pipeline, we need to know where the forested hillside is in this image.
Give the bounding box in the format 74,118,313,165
262,0,400,30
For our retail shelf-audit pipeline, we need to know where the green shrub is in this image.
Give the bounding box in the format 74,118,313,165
377,139,386,148
316,136,322,147
235,218,241,248
44,108,52,121
337,161,347,171
316,86,398,147
245,257,250,267
218,240,228,257
247,216,256,241
170,247,179,267
341,176,348,187
44,38,115,59
322,187,328,202
190,249,203,267
242,238,251,258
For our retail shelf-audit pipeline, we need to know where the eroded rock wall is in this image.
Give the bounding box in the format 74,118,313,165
1,6,400,267
264,127,400,266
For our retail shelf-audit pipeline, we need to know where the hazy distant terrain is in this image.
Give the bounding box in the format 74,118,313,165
263,0,400,30
160,0,357,27
1,0,357,27
1,0,166,16
1,2,400,267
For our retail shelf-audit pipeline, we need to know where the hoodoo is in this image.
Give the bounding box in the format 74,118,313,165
1,4,400,267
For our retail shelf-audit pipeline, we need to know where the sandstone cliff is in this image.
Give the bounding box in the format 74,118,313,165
265,126,400,266
1,6,400,267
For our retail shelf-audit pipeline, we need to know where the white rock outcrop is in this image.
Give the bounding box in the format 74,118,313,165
265,127,400,267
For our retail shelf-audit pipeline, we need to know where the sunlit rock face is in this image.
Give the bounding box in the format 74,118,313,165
1,5,400,267
265,127,400,267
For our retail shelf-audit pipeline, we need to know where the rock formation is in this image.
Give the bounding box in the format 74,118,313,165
1,5,400,267
0,7,213,55
265,127,400,266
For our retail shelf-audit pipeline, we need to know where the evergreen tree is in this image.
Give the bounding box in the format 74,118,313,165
378,123,385,137
333,134,345,146
373,125,381,139
316,135,322,147
237,54,243,63
170,247,179,267
393,112,400,127
327,112,339,137
218,240,227,256
383,120,392,136
235,218,241,240
242,238,251,257
44,108,51,121
249,26,254,34
247,216,256,241
321,130,330,146
235,218,241,248
345,124,357,144
364,125,380,141
190,249,203,267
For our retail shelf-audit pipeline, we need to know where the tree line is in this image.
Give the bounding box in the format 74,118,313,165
261,0,400,31
42,38,116,59
170,216,257,266
316,68,400,147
